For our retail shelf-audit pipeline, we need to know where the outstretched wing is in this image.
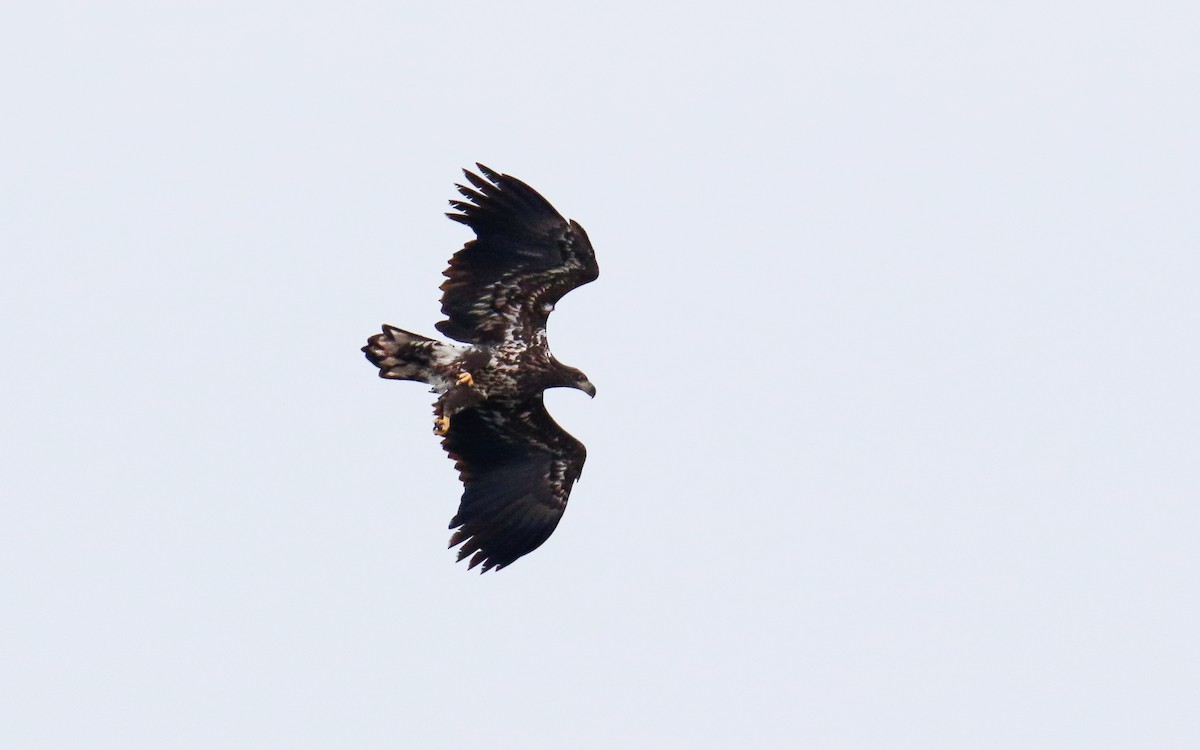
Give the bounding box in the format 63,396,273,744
440,396,587,572
438,164,599,345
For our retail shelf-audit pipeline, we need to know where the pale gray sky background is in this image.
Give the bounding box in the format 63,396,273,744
3,2,1198,748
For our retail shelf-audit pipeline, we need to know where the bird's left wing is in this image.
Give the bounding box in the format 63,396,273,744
440,395,587,572
437,165,598,345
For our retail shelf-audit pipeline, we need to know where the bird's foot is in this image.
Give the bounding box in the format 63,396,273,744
456,371,475,387
433,415,451,435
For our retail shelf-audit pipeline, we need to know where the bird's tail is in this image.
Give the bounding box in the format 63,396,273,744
363,325,440,382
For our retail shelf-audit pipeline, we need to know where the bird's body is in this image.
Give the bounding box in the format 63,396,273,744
363,165,598,572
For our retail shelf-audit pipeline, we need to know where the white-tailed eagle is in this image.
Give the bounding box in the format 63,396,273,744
363,165,599,573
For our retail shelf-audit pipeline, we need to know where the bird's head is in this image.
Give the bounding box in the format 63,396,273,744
561,366,597,398
576,376,597,399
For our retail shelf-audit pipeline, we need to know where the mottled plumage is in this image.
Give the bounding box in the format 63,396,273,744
363,165,598,572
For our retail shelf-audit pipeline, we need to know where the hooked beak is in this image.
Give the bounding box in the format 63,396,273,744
578,379,597,398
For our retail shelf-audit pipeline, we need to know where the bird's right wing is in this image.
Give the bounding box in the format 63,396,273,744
440,395,587,572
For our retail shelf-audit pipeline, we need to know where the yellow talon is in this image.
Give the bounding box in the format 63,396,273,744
434,415,451,435
456,372,474,386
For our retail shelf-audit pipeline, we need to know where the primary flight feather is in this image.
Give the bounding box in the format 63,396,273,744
363,165,599,572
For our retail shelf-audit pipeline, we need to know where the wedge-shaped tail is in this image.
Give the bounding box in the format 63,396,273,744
363,325,440,382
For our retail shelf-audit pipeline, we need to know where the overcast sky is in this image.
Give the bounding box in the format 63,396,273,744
3,2,1198,748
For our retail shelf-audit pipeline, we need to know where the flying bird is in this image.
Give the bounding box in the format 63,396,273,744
363,165,599,572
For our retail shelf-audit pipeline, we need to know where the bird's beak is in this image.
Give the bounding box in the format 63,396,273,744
579,379,597,398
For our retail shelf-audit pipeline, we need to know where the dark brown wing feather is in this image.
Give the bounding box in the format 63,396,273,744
441,396,587,573
438,164,599,345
